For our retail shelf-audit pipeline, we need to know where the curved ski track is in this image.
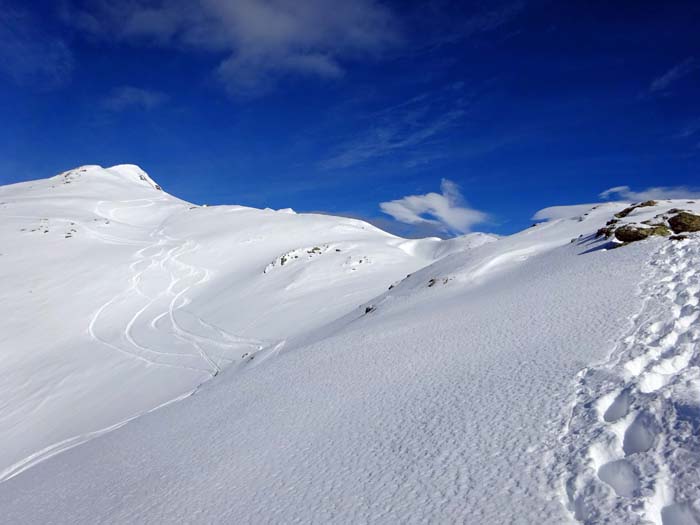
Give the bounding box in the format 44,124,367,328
0,198,268,483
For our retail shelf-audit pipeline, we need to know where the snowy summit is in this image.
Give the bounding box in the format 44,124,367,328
0,165,699,523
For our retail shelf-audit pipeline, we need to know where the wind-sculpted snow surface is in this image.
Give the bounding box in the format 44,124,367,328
557,237,700,524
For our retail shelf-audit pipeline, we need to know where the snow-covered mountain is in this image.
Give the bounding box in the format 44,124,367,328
0,164,494,480
1,165,698,524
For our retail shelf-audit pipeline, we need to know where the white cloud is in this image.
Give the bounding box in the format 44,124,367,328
532,204,600,221
599,185,700,201
0,5,73,88
102,86,168,111
63,0,398,94
649,57,698,94
380,179,487,235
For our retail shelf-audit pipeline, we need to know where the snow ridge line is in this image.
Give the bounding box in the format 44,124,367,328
554,237,700,524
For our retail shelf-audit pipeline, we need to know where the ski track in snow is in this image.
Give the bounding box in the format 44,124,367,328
88,199,266,375
557,237,700,524
0,390,195,484
0,198,269,483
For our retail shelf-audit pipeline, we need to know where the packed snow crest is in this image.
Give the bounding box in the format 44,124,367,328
0,165,698,524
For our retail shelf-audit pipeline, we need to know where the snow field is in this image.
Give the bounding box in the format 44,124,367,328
1,167,698,524
0,207,651,523
0,165,452,481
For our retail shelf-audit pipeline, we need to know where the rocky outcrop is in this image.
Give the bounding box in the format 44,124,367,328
614,200,658,218
614,224,671,243
668,212,700,234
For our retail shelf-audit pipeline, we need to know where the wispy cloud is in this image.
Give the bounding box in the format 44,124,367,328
321,109,465,170
380,179,487,235
320,83,471,169
649,57,698,94
102,86,168,112
62,0,399,95
599,185,700,201
675,118,700,139
434,1,525,47
0,4,73,89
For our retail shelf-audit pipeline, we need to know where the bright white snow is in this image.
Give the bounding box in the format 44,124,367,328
0,165,477,482
0,166,698,524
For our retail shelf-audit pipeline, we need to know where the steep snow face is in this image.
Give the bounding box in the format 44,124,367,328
0,165,482,480
105,164,163,191
0,165,195,479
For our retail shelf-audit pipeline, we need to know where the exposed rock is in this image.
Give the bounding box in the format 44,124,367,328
668,212,700,234
614,206,636,219
596,225,615,238
614,224,671,243
614,200,658,218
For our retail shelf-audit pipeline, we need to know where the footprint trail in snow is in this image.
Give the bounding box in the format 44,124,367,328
557,237,700,524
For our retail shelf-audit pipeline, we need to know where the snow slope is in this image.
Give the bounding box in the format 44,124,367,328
1,179,697,524
0,165,488,481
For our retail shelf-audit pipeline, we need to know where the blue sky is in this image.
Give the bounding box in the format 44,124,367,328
1,0,699,237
